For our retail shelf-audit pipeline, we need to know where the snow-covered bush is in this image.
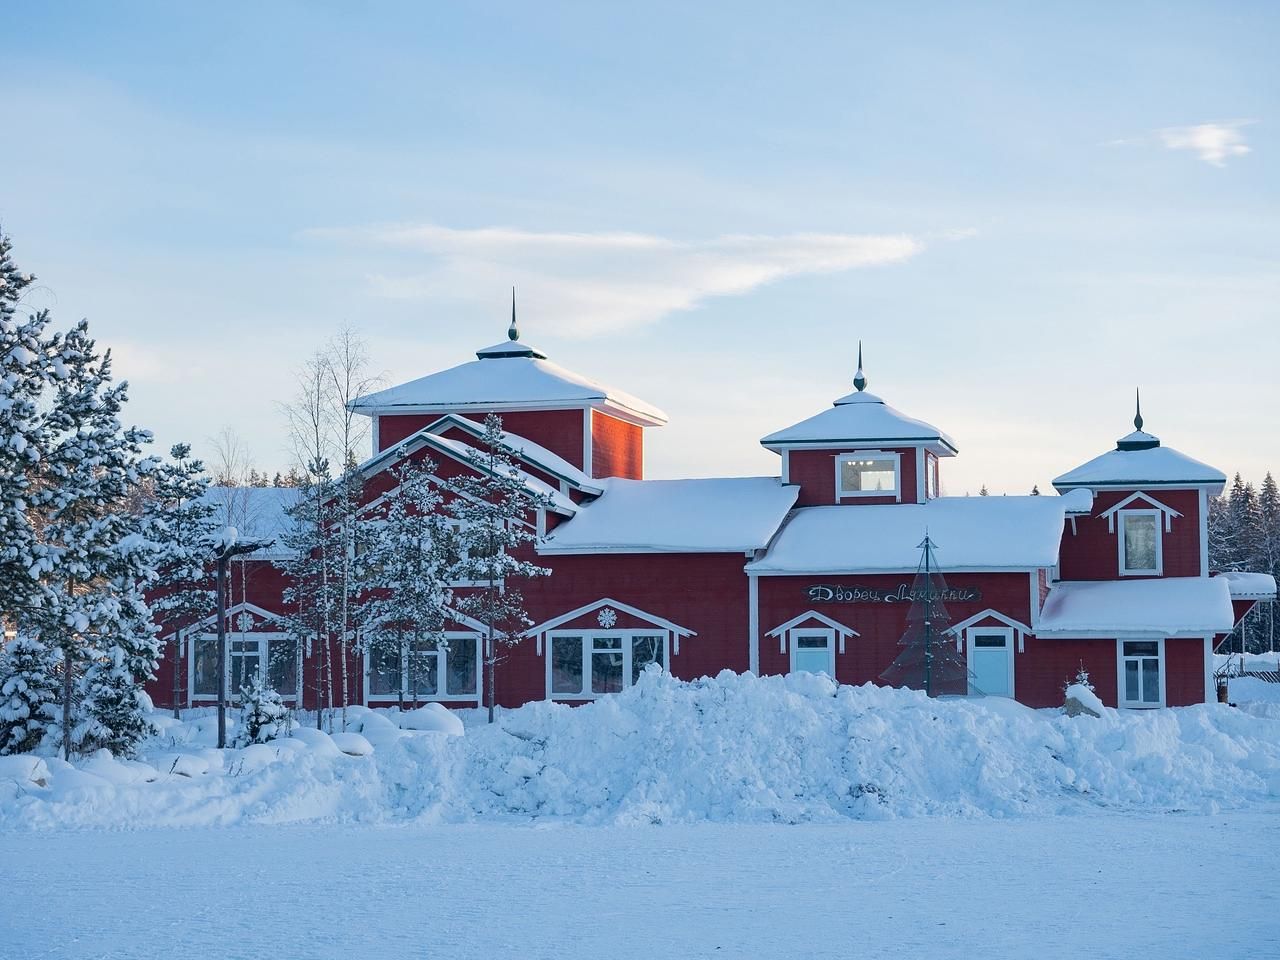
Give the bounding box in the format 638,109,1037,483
0,636,59,755
1065,663,1096,694
237,674,290,745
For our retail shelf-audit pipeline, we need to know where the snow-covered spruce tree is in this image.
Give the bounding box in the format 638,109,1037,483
236,671,289,745
0,233,53,626
447,414,552,723
357,457,457,711
29,319,160,759
0,635,60,754
78,554,162,757
145,443,219,717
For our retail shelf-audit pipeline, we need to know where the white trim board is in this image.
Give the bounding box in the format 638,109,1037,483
1099,491,1181,533
945,609,1032,653
524,597,696,655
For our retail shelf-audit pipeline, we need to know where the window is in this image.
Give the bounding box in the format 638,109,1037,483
925,455,938,500
836,453,899,499
549,631,666,698
1119,510,1161,575
789,630,835,677
189,632,295,701
448,519,503,587
366,634,481,701
1119,640,1162,707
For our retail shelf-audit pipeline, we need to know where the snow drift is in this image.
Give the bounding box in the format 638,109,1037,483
3,670,1280,830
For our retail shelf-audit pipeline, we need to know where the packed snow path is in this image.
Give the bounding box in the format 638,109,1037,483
3,813,1277,959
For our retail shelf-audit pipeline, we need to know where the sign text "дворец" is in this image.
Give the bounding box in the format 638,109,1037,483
807,584,982,604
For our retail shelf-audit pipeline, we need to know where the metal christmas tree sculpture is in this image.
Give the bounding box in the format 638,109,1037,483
879,534,971,696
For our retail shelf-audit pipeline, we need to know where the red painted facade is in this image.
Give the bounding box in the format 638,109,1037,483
756,572,1032,686
146,341,1268,716
1058,489,1203,580
787,446,922,506
590,411,643,480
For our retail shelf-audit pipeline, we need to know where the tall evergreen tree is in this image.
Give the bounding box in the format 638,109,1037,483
447,415,552,723
23,319,160,757
357,458,457,710
0,233,52,625
146,443,220,717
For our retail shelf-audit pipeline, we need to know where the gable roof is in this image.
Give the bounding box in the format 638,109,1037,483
349,354,667,427
361,413,602,496
539,476,799,554
746,492,1092,574
760,390,957,455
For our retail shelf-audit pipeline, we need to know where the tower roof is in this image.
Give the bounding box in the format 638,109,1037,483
350,307,667,426
1052,393,1224,491
761,346,956,455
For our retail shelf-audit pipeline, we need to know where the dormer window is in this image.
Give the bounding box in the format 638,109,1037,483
1119,510,1161,575
836,452,900,500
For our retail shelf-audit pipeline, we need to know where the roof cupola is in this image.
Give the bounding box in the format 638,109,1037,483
476,288,548,360
1116,388,1160,451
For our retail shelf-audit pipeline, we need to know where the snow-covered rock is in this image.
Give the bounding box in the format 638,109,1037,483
1063,683,1105,718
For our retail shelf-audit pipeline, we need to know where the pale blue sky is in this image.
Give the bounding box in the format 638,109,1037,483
3,1,1276,494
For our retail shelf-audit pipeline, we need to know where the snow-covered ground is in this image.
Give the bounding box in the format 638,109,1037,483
3,814,1277,959
5,670,1280,828
4,670,1280,957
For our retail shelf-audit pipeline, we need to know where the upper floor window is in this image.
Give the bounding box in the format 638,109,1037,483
1119,510,1161,575
836,452,899,500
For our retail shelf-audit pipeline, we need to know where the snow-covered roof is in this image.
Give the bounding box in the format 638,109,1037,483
406,433,580,516
1036,577,1236,637
745,492,1092,574
761,390,957,455
539,477,799,554
1215,571,1278,601
350,354,667,427
361,414,602,495
1053,443,1226,491
200,486,300,559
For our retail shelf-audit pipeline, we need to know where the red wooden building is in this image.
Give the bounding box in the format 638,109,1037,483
151,325,1275,713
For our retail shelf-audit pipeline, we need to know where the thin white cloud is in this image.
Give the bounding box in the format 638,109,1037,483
311,223,929,335
1158,120,1254,167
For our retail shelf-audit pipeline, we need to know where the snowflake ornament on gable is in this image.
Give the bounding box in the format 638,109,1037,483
597,607,618,629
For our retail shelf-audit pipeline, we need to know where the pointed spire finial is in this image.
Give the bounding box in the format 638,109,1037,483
508,286,519,341
1134,387,1143,432
853,340,868,392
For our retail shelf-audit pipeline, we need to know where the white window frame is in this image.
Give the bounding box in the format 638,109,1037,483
188,631,296,704
1116,638,1166,709
545,628,669,700
1117,509,1163,576
363,632,483,704
448,519,505,588
788,627,836,677
965,626,1015,698
835,450,901,502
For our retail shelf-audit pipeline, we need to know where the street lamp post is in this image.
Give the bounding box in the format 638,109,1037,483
214,535,273,749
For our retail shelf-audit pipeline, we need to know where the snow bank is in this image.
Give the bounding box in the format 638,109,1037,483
3,671,1280,830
